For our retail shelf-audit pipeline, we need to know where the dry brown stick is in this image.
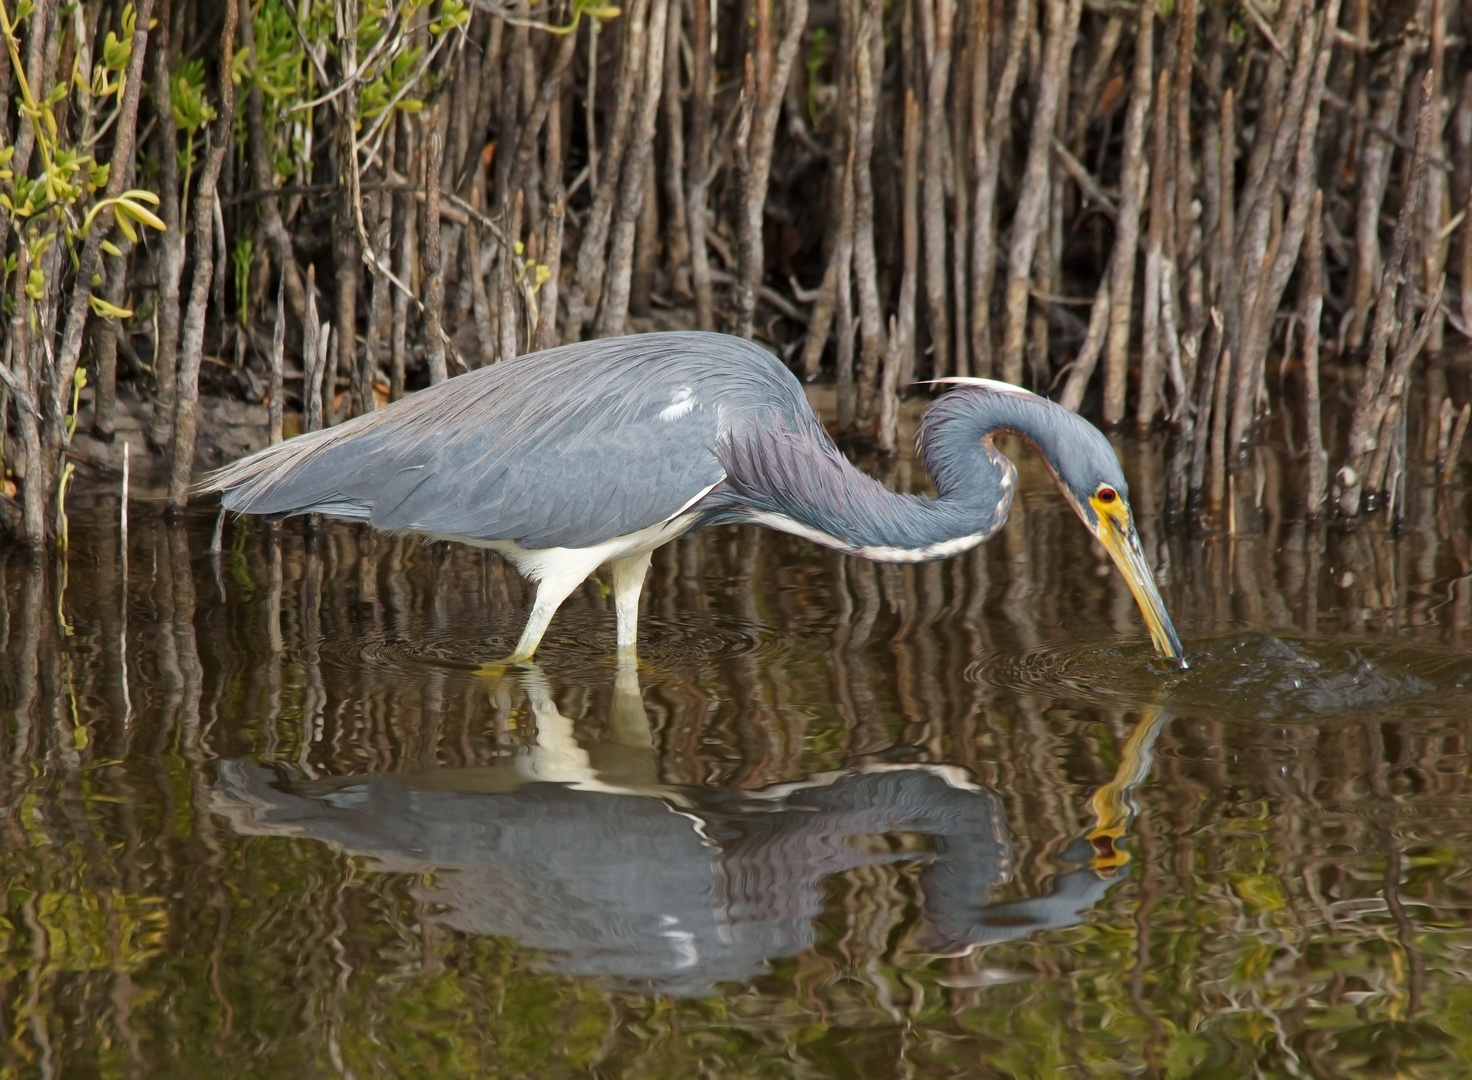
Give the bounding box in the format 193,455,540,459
167,0,239,512
303,266,323,432
269,275,285,446
801,0,860,379
1172,0,1197,269
1345,0,1427,349
851,0,884,424
1235,0,1304,258
970,0,1031,378
1456,76,1472,334
950,5,972,382
1058,277,1111,412
1052,138,1117,217
896,87,922,390
363,187,392,401
1208,346,1231,511
147,0,181,450
565,0,652,335
240,6,305,324
597,0,671,338
1339,72,1436,515
1101,0,1153,425
1230,0,1339,458
331,15,362,422
1441,402,1470,484
963,0,988,378
1069,12,1123,153
1366,275,1444,499
1379,270,1444,449
1322,89,1453,170
6,309,43,542
999,0,1081,385
423,105,448,384
390,113,415,399
1423,0,1447,353
491,8,527,206
466,188,496,364
1136,68,1173,431
1231,1,1313,377
885,86,923,448
0,0,55,529
497,188,524,358
918,0,956,376
734,0,809,340
686,0,715,329
54,0,157,403
506,25,577,200
1187,310,1223,503
834,131,858,432
1214,85,1236,382
1159,260,1186,415
1226,7,1314,459
534,77,567,351
1303,189,1327,517
661,0,691,293
1162,259,1194,513
90,242,131,442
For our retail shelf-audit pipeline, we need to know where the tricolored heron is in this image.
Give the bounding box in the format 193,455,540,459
201,331,1184,663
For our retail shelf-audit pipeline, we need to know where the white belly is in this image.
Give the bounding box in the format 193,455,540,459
424,513,700,583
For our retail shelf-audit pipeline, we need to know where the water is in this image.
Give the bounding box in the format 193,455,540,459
3,447,1472,1078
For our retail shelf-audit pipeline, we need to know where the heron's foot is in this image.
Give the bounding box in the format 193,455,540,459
476,655,538,686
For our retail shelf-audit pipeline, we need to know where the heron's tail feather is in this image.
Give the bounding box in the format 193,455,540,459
193,426,349,514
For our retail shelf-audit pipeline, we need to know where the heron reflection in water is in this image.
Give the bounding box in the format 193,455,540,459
212,666,1170,997
200,332,1184,664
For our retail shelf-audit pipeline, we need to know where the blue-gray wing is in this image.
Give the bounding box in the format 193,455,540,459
199,333,802,550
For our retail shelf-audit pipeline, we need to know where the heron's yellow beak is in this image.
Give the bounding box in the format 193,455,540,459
1090,495,1186,665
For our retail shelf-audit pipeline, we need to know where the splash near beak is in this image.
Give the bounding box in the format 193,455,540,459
1092,502,1186,665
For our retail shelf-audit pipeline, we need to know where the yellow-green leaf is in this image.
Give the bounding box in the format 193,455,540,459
89,294,134,319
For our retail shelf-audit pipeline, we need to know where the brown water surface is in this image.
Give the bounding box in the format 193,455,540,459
3,446,1472,1077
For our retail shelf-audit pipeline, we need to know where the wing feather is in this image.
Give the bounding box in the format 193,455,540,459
199,333,804,549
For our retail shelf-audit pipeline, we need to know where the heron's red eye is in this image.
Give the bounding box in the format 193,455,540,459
1097,487,1117,503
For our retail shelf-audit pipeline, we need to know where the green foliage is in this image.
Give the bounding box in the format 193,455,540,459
237,0,474,191
0,0,164,318
171,58,214,225
232,236,254,326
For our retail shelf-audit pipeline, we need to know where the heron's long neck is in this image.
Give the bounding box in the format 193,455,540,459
714,398,1028,562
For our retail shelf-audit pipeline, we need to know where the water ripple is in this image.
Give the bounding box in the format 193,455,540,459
316,609,785,679
970,631,1472,722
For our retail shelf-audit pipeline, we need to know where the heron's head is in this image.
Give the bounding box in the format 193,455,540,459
926,378,1186,665
1044,418,1186,666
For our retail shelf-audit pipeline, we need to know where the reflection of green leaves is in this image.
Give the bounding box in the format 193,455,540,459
35,889,168,974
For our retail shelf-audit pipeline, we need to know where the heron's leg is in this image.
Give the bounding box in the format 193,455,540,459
610,551,653,657
507,560,600,662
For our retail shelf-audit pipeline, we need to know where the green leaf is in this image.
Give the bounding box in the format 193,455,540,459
89,294,133,319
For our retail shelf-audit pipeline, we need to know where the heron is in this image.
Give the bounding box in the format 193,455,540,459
200,331,1184,664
